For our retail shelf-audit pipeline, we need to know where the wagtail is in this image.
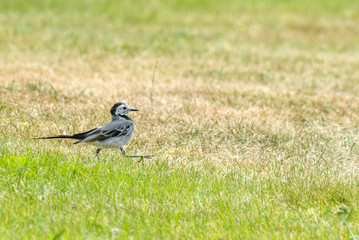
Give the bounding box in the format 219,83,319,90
34,102,152,161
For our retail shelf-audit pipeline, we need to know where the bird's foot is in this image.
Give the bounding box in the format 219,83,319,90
125,155,154,162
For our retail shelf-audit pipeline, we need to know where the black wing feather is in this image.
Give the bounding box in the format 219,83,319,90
74,121,133,144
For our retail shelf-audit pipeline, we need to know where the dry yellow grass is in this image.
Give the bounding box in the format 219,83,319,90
2,50,359,163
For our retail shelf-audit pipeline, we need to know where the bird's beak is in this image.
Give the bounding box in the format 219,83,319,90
130,108,139,112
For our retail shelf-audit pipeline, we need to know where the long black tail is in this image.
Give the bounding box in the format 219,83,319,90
33,128,98,141
33,135,83,140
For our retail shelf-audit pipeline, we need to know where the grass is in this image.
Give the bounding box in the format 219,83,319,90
1,0,359,238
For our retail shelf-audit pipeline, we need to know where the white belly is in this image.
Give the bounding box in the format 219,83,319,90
90,131,134,149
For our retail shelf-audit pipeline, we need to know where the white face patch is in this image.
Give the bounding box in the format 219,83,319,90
115,107,122,115
115,104,129,115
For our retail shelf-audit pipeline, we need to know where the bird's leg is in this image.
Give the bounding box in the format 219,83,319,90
96,148,102,155
120,147,126,156
96,148,102,159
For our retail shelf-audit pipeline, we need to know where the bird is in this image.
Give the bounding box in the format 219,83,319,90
34,102,152,161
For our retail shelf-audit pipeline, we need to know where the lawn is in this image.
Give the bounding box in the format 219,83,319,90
1,0,359,239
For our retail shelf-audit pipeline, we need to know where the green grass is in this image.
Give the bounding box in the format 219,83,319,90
1,0,359,239
1,147,358,239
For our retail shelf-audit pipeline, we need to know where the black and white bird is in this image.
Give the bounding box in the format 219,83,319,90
35,102,151,160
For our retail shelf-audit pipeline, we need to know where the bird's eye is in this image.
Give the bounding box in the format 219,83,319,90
123,107,127,110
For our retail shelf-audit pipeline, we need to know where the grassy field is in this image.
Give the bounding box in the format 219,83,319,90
1,0,359,238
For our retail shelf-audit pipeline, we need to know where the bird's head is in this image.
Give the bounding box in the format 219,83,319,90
110,102,139,118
